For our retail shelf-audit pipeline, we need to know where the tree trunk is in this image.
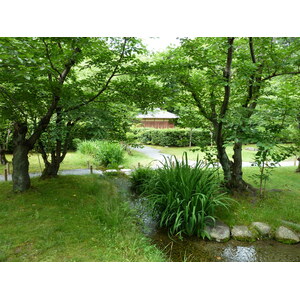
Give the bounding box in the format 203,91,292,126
227,141,254,191
189,128,193,147
41,158,60,178
296,158,300,173
39,118,76,179
0,145,8,165
12,123,31,192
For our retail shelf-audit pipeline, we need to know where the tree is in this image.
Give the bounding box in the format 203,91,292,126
153,37,300,192
0,37,144,191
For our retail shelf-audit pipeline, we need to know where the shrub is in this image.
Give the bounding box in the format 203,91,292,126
130,166,156,194
94,141,124,168
77,140,102,156
142,153,230,238
77,140,124,168
132,128,211,147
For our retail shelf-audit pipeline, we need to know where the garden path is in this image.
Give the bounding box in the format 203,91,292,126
131,145,297,168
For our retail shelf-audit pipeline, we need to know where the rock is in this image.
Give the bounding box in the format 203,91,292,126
231,225,256,242
118,165,124,169
120,169,132,175
205,220,230,242
251,222,272,238
275,226,300,244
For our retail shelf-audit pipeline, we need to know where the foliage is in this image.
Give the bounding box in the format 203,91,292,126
251,143,295,198
76,140,103,156
95,141,125,168
131,127,211,147
152,37,300,191
141,153,230,238
130,166,155,194
76,140,124,168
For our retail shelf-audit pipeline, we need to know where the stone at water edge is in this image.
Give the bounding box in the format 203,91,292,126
120,169,132,175
231,225,257,242
205,220,230,242
251,222,272,238
275,226,300,244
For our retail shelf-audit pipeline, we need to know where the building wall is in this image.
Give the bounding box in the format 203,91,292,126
140,118,175,129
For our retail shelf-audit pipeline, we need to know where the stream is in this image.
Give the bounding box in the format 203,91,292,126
112,176,300,262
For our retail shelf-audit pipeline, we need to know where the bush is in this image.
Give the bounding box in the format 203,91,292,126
132,128,211,147
77,140,103,156
130,166,155,194
77,140,124,168
95,141,124,168
142,153,230,238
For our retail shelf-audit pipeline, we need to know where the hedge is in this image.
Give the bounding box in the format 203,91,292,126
131,128,211,147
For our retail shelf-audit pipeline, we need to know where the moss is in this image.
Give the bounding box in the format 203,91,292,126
275,238,299,245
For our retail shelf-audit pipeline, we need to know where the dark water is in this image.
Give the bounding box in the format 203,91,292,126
150,229,300,262
112,176,300,262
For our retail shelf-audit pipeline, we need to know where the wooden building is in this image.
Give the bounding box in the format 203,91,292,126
136,109,178,129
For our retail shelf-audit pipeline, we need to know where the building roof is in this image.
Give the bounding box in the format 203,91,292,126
136,109,178,119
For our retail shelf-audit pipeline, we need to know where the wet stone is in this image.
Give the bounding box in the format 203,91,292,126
275,226,300,244
251,222,272,238
205,220,230,242
231,225,256,242
120,169,132,175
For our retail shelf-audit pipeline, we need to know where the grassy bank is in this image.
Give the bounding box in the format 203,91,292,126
217,167,300,230
0,175,165,262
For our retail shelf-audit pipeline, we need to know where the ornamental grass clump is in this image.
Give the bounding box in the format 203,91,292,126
77,140,102,156
130,166,156,194
77,140,125,168
144,153,230,238
94,141,124,168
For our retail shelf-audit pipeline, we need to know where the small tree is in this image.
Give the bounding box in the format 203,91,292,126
252,143,294,198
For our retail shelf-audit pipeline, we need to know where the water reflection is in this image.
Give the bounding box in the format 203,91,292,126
222,245,257,262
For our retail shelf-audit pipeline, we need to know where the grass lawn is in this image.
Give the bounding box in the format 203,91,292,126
216,167,300,231
0,175,165,262
150,144,297,163
0,150,153,174
123,150,154,168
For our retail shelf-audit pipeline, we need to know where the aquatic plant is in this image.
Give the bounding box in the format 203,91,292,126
143,153,230,238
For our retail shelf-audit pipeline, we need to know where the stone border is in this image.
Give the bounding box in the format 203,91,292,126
206,221,299,244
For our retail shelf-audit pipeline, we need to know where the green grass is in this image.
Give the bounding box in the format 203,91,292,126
0,175,165,262
123,150,154,168
150,144,296,163
217,167,300,231
0,152,95,174
0,150,153,174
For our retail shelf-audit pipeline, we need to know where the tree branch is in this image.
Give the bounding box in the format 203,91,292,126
42,39,61,76
63,38,129,113
262,70,300,81
220,37,235,119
